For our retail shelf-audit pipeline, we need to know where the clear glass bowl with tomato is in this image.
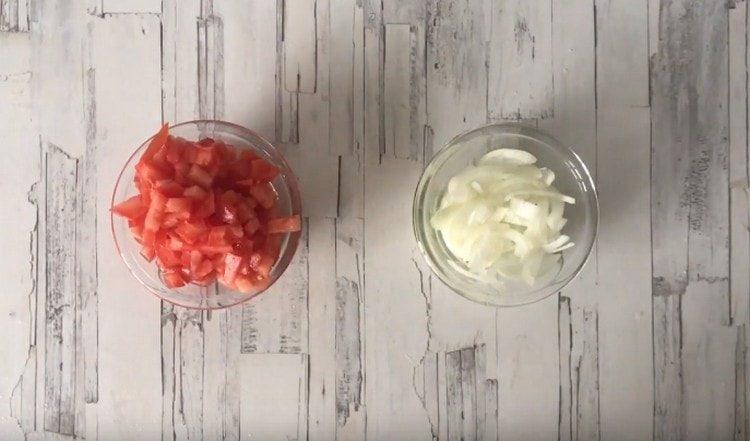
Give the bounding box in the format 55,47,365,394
111,120,302,309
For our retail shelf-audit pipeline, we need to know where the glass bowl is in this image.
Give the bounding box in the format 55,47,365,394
111,120,302,309
413,123,598,307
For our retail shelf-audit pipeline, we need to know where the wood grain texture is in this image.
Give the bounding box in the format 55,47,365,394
2,33,36,441
651,2,737,440
3,0,750,440
0,0,28,32
93,13,163,440
488,0,553,120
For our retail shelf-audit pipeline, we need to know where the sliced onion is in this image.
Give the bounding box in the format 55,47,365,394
431,147,576,287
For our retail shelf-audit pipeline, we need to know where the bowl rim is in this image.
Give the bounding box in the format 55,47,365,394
110,119,303,310
412,122,600,308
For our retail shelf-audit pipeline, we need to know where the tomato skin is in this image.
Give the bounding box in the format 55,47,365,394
163,270,186,288
249,183,276,209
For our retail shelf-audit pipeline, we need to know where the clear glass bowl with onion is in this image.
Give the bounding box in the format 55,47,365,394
413,123,598,307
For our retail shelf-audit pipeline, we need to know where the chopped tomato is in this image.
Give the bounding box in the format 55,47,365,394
113,125,299,291
224,254,243,284
184,185,208,200
250,159,280,182
140,124,170,163
163,270,186,288
188,164,213,188
112,195,147,220
249,183,276,209
267,215,301,234
165,197,192,214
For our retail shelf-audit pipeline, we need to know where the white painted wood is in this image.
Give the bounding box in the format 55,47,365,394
488,0,553,120
2,0,749,440
92,13,163,440
0,33,35,441
215,0,277,141
101,0,160,14
595,1,653,441
239,354,308,441
284,0,317,93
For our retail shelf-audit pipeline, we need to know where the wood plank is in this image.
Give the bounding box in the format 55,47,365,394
384,24,413,160
161,0,200,123
1,33,37,441
241,222,309,354
596,0,652,440
284,0,317,93
729,4,749,437
425,0,489,158
93,13,163,440
729,0,750,327
239,354,308,441
445,350,463,441
651,2,735,439
307,218,337,441
335,157,366,440
215,0,277,141
296,0,331,157
363,0,384,166
283,151,339,219
44,146,78,436
329,0,358,156
101,0,160,14
497,297,559,441
488,0,553,120
0,0,28,32
539,0,600,437
364,159,432,440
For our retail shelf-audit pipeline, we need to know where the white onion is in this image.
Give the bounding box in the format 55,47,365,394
431,148,576,286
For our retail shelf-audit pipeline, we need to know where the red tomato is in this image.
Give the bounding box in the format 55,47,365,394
184,185,208,200
187,164,213,188
112,195,147,220
156,244,181,268
249,183,276,209
140,124,170,163
163,270,186,288
224,254,243,284
174,220,207,244
250,159,280,182
267,215,301,234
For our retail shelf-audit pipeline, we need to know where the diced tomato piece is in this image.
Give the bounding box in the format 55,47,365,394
228,225,244,238
163,270,186,288
193,190,215,219
112,195,147,220
234,276,255,293
174,220,208,244
194,259,213,279
267,215,301,234
232,237,255,256
188,164,213,188
211,253,225,271
136,160,172,184
166,234,186,251
250,159,280,182
161,213,180,229
184,185,208,200
248,252,274,278
141,245,156,262
144,189,167,232
194,146,219,167
249,183,276,209
164,136,183,164
156,244,181,268
165,197,192,214
189,250,204,276
224,254,243,284
198,243,233,256
142,229,156,246
129,224,144,241
173,161,190,186
155,180,184,197
243,217,261,236
220,204,239,224
207,225,230,244
140,124,170,164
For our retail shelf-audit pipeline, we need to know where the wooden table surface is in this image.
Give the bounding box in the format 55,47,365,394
1,0,748,440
